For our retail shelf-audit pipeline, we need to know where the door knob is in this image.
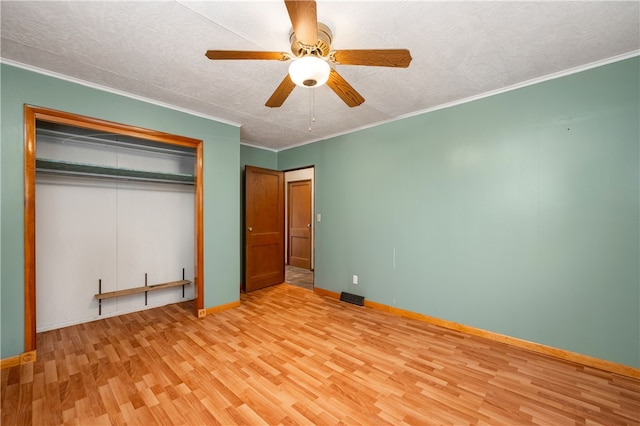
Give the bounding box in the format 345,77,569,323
248,226,253,232
307,224,311,227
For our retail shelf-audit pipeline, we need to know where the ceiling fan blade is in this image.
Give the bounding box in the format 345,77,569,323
205,51,290,61
284,0,318,47
331,49,412,68
265,74,296,108
326,69,364,108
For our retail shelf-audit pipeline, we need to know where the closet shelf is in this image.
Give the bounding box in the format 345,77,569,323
95,280,191,300
36,158,194,185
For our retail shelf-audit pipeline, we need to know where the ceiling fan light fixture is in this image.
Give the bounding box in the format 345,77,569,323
288,55,330,88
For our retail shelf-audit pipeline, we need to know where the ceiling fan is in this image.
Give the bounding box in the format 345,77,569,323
205,0,412,108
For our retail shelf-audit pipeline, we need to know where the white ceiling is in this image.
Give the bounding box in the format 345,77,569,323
1,1,639,151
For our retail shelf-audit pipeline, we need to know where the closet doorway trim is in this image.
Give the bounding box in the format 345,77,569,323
23,105,204,352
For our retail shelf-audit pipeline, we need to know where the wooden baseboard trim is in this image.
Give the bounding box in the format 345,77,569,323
0,355,20,369
204,300,241,316
1,350,37,369
313,287,640,379
312,287,337,299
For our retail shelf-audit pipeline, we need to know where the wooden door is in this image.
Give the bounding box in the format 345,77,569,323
245,166,284,292
288,180,312,269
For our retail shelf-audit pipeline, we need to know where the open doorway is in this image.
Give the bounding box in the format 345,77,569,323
284,167,315,290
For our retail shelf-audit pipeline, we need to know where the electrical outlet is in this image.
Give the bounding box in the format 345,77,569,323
352,275,358,285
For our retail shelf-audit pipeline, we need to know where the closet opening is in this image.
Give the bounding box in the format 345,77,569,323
23,106,204,352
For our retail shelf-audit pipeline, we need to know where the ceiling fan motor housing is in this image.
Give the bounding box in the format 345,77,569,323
290,22,332,57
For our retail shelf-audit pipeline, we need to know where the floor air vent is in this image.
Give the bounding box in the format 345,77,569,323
340,292,365,306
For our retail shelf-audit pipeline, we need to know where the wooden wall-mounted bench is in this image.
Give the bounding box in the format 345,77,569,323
95,269,190,315
95,280,191,300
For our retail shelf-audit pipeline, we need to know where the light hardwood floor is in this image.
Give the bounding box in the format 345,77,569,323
2,283,639,425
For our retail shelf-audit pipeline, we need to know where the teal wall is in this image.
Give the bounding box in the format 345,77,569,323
277,57,640,368
1,64,241,358
240,144,277,171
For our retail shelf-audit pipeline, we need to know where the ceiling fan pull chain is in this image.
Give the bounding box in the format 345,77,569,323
312,88,316,123
308,89,311,132
308,88,317,133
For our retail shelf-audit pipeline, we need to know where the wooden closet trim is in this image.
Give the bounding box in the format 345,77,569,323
23,105,204,352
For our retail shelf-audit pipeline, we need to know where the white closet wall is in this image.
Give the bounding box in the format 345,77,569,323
35,131,195,332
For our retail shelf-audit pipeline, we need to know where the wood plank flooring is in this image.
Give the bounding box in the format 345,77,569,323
2,283,639,425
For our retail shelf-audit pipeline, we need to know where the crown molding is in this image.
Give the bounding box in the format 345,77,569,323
0,59,242,128
278,50,640,152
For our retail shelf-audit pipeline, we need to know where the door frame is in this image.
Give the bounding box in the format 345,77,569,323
284,167,315,271
23,105,204,352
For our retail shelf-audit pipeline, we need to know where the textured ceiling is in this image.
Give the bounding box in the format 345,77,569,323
1,1,639,150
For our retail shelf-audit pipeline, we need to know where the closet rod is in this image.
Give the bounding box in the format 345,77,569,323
37,127,196,157
36,158,195,185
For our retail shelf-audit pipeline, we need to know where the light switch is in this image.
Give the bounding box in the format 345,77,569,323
316,213,322,222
